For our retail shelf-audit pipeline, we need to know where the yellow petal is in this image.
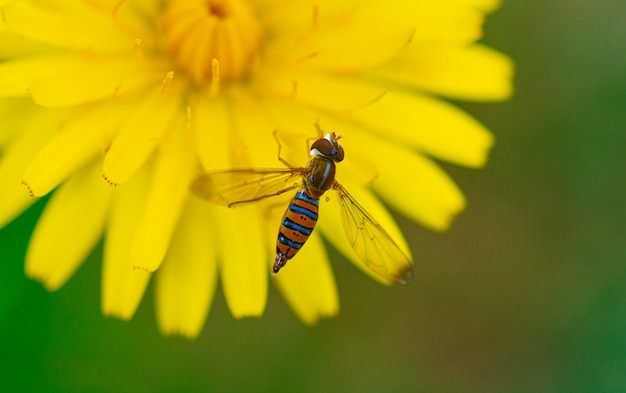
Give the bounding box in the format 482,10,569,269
259,0,356,33
258,1,358,63
194,93,278,168
0,54,157,104
215,205,267,318
370,44,514,101
318,120,466,230
2,1,129,52
89,0,159,50
226,98,278,167
393,2,486,46
260,77,493,168
192,97,232,170
0,98,33,148
130,120,197,272
348,0,484,47
244,97,314,168
25,161,112,290
0,105,68,227
258,71,388,113
271,218,339,324
267,2,414,73
349,90,494,168
0,55,85,97
28,59,161,108
314,115,465,230
102,167,151,320
155,198,218,339
450,0,501,12
0,17,51,57
22,101,133,197
0,165,33,227
102,85,181,185
264,2,483,71
372,144,465,231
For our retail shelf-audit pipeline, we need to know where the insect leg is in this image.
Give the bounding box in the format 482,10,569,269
313,119,325,138
303,118,326,153
312,120,342,143
228,183,300,207
272,130,295,168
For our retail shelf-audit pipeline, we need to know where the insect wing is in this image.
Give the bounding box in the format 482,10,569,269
192,168,306,207
333,182,413,285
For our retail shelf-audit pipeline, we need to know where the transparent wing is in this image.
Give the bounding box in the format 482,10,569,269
333,182,413,285
191,168,306,207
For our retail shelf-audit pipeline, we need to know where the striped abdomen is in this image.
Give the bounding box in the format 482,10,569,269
273,189,319,274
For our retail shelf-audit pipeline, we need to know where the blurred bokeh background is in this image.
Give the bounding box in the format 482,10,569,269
2,1,626,392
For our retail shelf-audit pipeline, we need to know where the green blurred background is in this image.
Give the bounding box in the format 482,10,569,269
2,1,626,392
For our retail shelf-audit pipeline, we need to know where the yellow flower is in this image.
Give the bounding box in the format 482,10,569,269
0,0,512,338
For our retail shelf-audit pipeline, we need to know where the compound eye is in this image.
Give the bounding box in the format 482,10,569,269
311,138,334,156
334,145,345,162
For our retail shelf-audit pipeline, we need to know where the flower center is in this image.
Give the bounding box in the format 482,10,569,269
161,0,263,84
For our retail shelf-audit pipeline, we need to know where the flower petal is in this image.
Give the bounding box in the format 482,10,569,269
102,84,181,185
129,120,197,272
349,90,494,168
227,99,278,167
265,2,484,71
22,101,133,197
0,17,51,57
267,2,414,73
369,44,514,101
0,97,36,148
102,167,151,320
450,0,501,12
195,94,279,168
313,118,465,230
0,54,157,104
28,59,161,108
0,55,84,98
372,145,466,231
2,1,129,52
260,77,493,168
0,105,68,227
271,216,339,324
155,198,218,339
405,3,486,45
258,71,388,113
215,205,267,318
25,161,112,290
193,97,232,170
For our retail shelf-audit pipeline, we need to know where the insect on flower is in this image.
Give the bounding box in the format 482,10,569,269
191,128,413,285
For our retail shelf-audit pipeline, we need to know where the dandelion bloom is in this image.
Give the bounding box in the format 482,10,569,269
0,0,512,338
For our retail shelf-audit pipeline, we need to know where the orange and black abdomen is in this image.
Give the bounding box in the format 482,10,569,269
273,190,319,274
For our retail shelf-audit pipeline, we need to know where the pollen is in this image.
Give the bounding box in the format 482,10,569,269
161,0,263,84
210,58,220,95
133,38,144,59
160,71,175,96
20,181,35,197
102,174,118,187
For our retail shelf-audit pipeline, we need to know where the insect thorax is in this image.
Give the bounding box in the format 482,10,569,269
304,156,336,199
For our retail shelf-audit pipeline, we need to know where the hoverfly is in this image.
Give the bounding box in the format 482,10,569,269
191,131,413,285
